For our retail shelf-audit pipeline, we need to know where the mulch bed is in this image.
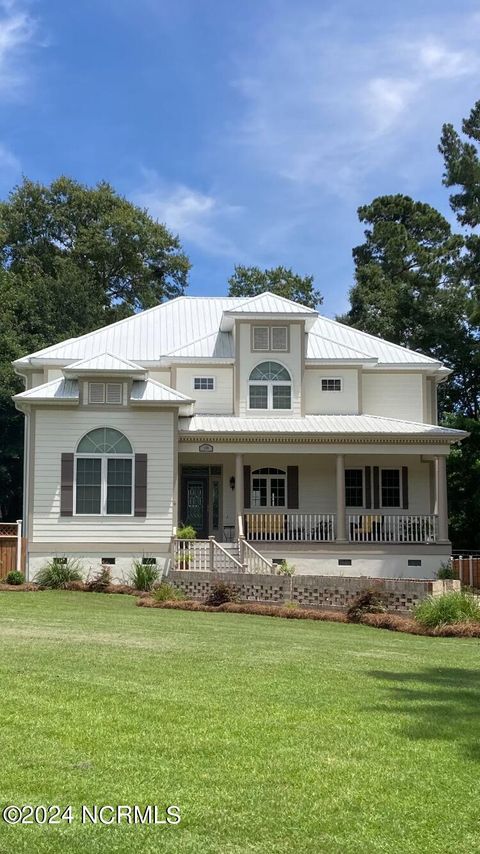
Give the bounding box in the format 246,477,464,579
137,597,480,638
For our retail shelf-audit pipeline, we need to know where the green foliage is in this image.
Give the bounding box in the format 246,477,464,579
176,525,197,539
436,562,455,580
347,588,388,623
205,580,238,606
152,581,186,602
0,175,190,519
5,570,24,585
414,591,480,628
276,560,296,576
130,559,159,591
228,264,322,309
36,557,83,589
87,566,112,592
444,414,480,550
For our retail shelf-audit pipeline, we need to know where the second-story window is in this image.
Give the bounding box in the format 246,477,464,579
248,361,292,410
194,377,215,390
321,378,342,392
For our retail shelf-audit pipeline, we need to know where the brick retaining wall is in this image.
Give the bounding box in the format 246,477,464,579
168,571,460,612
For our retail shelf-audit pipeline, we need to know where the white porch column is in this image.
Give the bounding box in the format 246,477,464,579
235,453,244,539
435,455,449,543
336,454,347,542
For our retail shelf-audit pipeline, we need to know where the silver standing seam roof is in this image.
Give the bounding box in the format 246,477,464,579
13,295,443,368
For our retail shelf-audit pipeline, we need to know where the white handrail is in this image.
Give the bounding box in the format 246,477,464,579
347,514,438,544
243,539,274,574
244,512,335,542
212,539,244,571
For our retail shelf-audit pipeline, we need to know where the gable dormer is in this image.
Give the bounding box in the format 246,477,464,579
220,293,318,417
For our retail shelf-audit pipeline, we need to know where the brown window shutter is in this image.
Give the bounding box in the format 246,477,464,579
402,466,409,509
60,453,74,516
287,466,299,509
373,466,380,509
365,466,371,509
134,454,147,517
243,465,251,509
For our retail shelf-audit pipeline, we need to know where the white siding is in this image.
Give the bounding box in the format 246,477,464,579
46,368,64,383
176,367,233,414
32,408,174,544
148,369,172,385
238,322,303,417
362,373,424,422
304,369,359,414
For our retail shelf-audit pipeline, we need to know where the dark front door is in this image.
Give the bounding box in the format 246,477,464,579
181,475,209,538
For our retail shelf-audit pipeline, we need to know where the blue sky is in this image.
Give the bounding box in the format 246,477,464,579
1,0,479,315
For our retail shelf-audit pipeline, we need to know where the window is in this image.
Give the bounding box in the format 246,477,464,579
321,378,342,392
345,469,364,507
248,362,292,410
88,382,123,405
252,326,289,352
381,468,401,508
75,428,133,515
194,377,215,391
251,467,286,508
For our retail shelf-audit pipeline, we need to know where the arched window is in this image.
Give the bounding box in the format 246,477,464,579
252,467,286,508
248,361,292,410
75,428,134,515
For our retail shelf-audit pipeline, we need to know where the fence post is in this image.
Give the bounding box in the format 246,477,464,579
209,536,215,572
469,555,474,588
16,519,22,574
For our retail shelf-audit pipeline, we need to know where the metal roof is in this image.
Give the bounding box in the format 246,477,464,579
14,295,442,369
178,414,466,440
130,379,193,405
14,378,79,402
64,353,146,376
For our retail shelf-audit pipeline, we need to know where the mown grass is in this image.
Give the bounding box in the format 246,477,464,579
1,591,480,853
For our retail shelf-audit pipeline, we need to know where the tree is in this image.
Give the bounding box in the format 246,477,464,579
0,176,190,519
228,265,322,309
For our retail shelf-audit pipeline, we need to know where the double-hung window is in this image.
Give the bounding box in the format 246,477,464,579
248,362,292,410
345,469,364,507
251,468,286,508
75,427,133,515
381,468,401,508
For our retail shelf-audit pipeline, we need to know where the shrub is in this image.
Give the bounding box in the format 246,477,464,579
87,566,112,592
347,587,388,622
36,557,83,589
205,580,238,606
176,525,196,539
5,570,24,585
175,551,191,569
152,581,186,602
414,590,480,628
276,561,296,576
130,559,159,591
436,561,455,580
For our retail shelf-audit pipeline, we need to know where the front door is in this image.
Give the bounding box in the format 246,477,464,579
181,474,209,538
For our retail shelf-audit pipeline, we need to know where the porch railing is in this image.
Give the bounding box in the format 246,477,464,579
348,514,438,544
173,537,245,572
244,513,336,542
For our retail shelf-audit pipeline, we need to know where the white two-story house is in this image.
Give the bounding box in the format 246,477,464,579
13,293,467,580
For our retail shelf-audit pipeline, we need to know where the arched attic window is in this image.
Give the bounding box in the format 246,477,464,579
248,361,292,410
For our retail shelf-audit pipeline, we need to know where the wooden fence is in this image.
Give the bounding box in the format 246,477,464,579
0,521,25,577
452,556,480,589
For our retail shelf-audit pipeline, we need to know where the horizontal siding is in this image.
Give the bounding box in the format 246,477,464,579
32,409,174,545
362,373,424,422
304,369,358,414
176,367,233,414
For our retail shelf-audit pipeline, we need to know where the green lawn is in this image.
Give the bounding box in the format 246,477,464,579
1,593,480,854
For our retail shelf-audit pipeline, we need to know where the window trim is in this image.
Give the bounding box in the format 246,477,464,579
320,377,343,392
251,326,270,352
345,467,365,509
247,361,292,412
73,429,135,516
88,381,123,405
193,376,216,391
251,468,287,509
379,467,402,509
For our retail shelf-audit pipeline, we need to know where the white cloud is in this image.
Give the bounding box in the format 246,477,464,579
231,10,480,197
0,0,36,94
134,174,243,258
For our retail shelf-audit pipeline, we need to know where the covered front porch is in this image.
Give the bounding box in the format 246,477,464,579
176,450,449,547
